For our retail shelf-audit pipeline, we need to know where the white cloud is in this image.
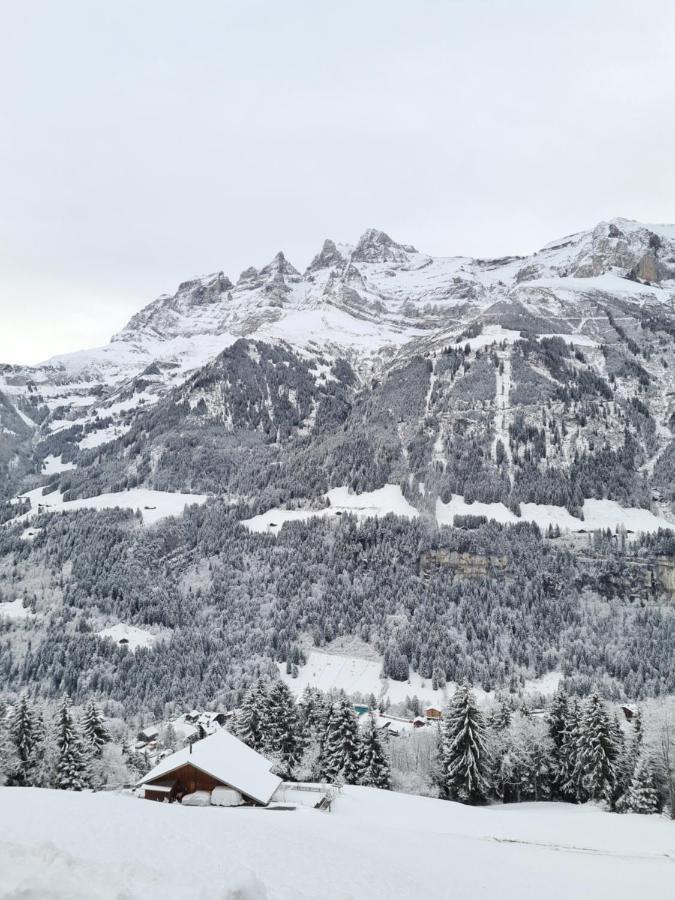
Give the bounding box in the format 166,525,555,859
1,0,674,363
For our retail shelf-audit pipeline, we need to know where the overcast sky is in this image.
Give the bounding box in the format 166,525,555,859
1,0,674,365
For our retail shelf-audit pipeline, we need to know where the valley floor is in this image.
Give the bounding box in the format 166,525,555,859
0,787,672,899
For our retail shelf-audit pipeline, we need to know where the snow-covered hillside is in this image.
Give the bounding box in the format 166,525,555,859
242,485,419,533
436,494,675,535
10,486,208,526
0,787,671,900
3,217,674,432
277,648,562,708
4,217,675,720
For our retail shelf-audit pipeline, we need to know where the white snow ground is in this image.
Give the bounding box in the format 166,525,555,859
242,485,418,533
9,487,208,527
97,623,158,651
0,787,671,900
42,454,76,475
244,486,675,538
436,494,675,535
78,422,132,450
452,324,522,351
279,649,561,708
0,598,33,621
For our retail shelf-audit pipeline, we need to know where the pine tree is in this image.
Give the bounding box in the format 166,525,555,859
559,697,583,802
81,699,109,758
321,699,363,785
0,698,18,786
610,714,631,809
253,676,273,748
625,754,661,814
8,695,40,786
54,696,88,791
267,680,302,777
440,681,489,805
576,693,617,804
121,736,147,781
300,687,329,739
547,689,568,798
629,709,643,758
235,679,268,752
360,718,391,789
488,695,512,732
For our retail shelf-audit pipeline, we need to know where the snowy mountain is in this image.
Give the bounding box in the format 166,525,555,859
3,217,675,712
4,217,675,432
4,217,675,504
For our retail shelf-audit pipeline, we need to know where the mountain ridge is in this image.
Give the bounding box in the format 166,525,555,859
3,218,675,709
3,216,675,510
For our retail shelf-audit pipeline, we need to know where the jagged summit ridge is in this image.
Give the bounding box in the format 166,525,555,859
2,216,675,447
112,217,675,355
352,227,418,263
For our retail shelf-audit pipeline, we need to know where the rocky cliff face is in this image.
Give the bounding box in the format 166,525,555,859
420,549,509,580
4,217,675,522
5,219,675,710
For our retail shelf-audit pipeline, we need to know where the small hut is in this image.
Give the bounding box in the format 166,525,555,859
138,729,281,806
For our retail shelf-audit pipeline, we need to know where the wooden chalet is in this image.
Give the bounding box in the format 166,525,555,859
138,729,282,807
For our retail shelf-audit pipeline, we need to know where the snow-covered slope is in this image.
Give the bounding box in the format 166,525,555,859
4,217,674,435
5,218,675,711
7,214,675,535
0,787,671,900
277,648,563,708
14,486,208,526
242,484,419,533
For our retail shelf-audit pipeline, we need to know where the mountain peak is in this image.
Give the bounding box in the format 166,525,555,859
260,250,301,281
306,239,349,273
352,228,417,263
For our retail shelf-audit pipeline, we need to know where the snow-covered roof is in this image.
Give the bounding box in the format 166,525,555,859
139,726,159,739
138,730,282,806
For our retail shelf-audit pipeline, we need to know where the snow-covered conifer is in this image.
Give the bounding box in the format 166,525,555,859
0,698,18,786
299,687,329,739
53,696,88,791
440,681,489,805
492,696,512,731
576,693,617,803
235,678,269,753
267,679,302,777
8,695,41,786
321,699,363,785
558,697,583,802
81,699,109,758
360,717,391,789
625,753,661,814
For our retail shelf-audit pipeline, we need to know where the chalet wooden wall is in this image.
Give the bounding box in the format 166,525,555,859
148,763,225,795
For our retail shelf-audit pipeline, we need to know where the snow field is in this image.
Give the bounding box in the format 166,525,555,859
42,454,76,475
0,787,671,900
452,324,522,351
244,483,675,540
9,487,208,527
436,494,675,535
97,623,158,651
279,649,562,709
78,422,132,450
242,484,419,533
0,598,34,621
